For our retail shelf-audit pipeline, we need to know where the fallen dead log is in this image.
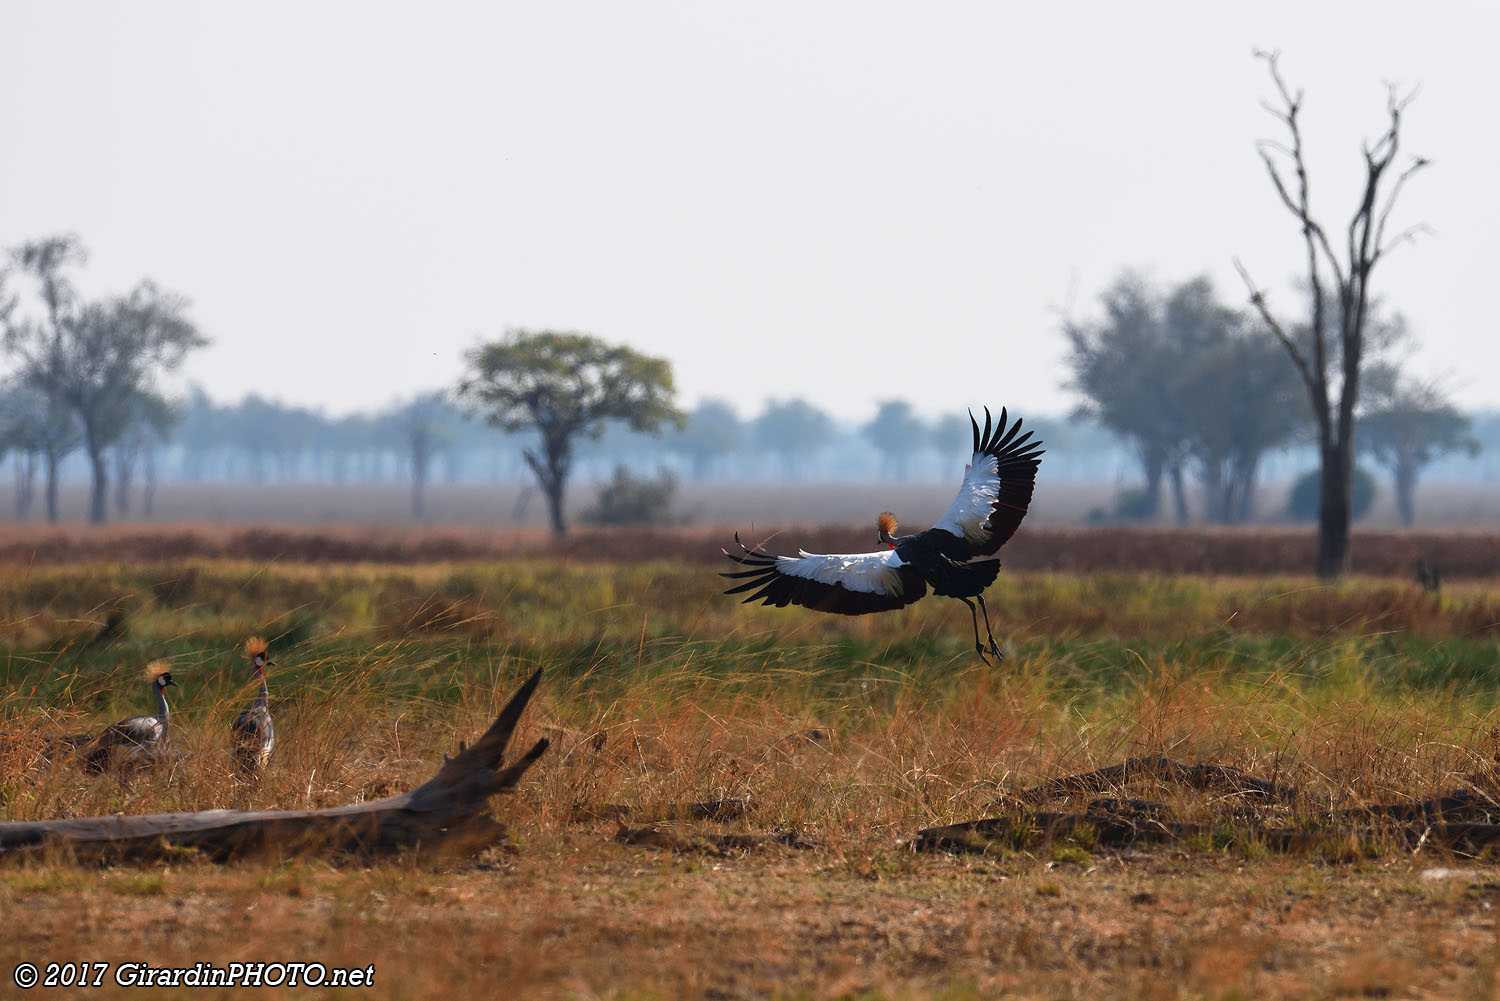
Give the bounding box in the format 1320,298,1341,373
614,823,819,853
1015,755,1305,806
909,812,1500,857
916,755,1500,857
0,670,548,861
569,798,751,823
907,811,1197,853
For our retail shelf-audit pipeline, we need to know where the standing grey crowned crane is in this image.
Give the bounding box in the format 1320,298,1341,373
231,636,275,774
722,407,1043,663
83,661,177,773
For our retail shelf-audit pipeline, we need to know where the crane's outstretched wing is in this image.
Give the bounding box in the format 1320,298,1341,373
721,535,928,616
928,407,1044,559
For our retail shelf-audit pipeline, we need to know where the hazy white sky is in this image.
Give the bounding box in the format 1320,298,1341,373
2,2,1495,422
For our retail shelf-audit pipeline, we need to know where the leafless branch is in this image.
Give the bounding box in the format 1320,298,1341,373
1233,258,1317,398
1373,156,1433,256
1254,53,1348,292
1378,222,1433,258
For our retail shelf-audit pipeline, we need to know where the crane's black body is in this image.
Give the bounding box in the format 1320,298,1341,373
83,669,176,773
231,640,275,775
723,407,1043,662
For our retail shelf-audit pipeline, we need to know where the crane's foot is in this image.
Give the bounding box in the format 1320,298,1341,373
974,642,1005,663
973,641,1006,665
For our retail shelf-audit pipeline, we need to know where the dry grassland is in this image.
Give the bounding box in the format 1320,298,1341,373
0,547,1498,999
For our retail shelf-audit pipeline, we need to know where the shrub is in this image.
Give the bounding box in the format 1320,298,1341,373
1285,466,1377,522
1087,485,1158,524
582,465,680,526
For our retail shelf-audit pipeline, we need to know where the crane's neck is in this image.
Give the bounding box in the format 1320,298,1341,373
253,669,269,708
153,682,170,726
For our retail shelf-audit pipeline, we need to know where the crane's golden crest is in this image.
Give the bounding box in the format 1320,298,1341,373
144,659,173,680
877,512,899,536
245,636,269,658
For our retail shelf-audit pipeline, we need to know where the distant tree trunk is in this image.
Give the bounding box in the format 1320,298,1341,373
43,448,61,523
142,446,158,519
1200,462,1235,525
83,423,109,525
691,453,712,482
1134,444,1165,521
523,438,571,538
1167,462,1189,524
1318,435,1352,573
411,445,430,520
13,453,36,519
181,448,202,482
113,446,135,517
1394,450,1417,527
1233,456,1260,523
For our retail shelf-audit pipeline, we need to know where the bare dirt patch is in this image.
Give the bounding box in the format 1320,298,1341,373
2,846,1496,1000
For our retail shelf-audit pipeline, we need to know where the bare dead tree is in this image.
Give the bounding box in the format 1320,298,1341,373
1235,50,1430,578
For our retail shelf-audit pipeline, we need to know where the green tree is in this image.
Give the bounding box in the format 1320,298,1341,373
4,237,206,523
393,391,459,520
457,330,682,537
0,377,56,517
110,389,179,518
862,400,929,481
1358,367,1479,526
1169,279,1304,523
671,399,743,481
42,283,205,523
2,235,87,520
1066,274,1300,523
754,399,835,481
1064,274,1192,521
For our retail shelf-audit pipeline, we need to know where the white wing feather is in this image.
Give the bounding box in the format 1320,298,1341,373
931,452,1000,545
774,548,911,596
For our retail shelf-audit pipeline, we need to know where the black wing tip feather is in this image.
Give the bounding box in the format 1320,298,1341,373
969,405,1045,465
720,532,783,603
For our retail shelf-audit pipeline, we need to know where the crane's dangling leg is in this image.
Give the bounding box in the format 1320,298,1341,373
956,596,1005,665
975,593,1005,662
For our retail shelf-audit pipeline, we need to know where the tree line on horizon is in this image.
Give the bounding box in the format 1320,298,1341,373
0,234,1492,533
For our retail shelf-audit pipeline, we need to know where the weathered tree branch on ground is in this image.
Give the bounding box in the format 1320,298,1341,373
909,755,1500,856
614,823,818,854
0,670,548,861
1013,754,1306,807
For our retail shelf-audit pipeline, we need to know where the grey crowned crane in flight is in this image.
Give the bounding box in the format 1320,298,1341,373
231,636,275,775
722,407,1042,663
82,661,177,773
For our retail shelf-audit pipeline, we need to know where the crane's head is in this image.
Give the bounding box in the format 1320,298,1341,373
877,511,899,549
245,636,272,672
145,661,177,689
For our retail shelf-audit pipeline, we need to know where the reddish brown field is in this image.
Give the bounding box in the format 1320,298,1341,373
0,519,1495,579
27,475,1500,530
